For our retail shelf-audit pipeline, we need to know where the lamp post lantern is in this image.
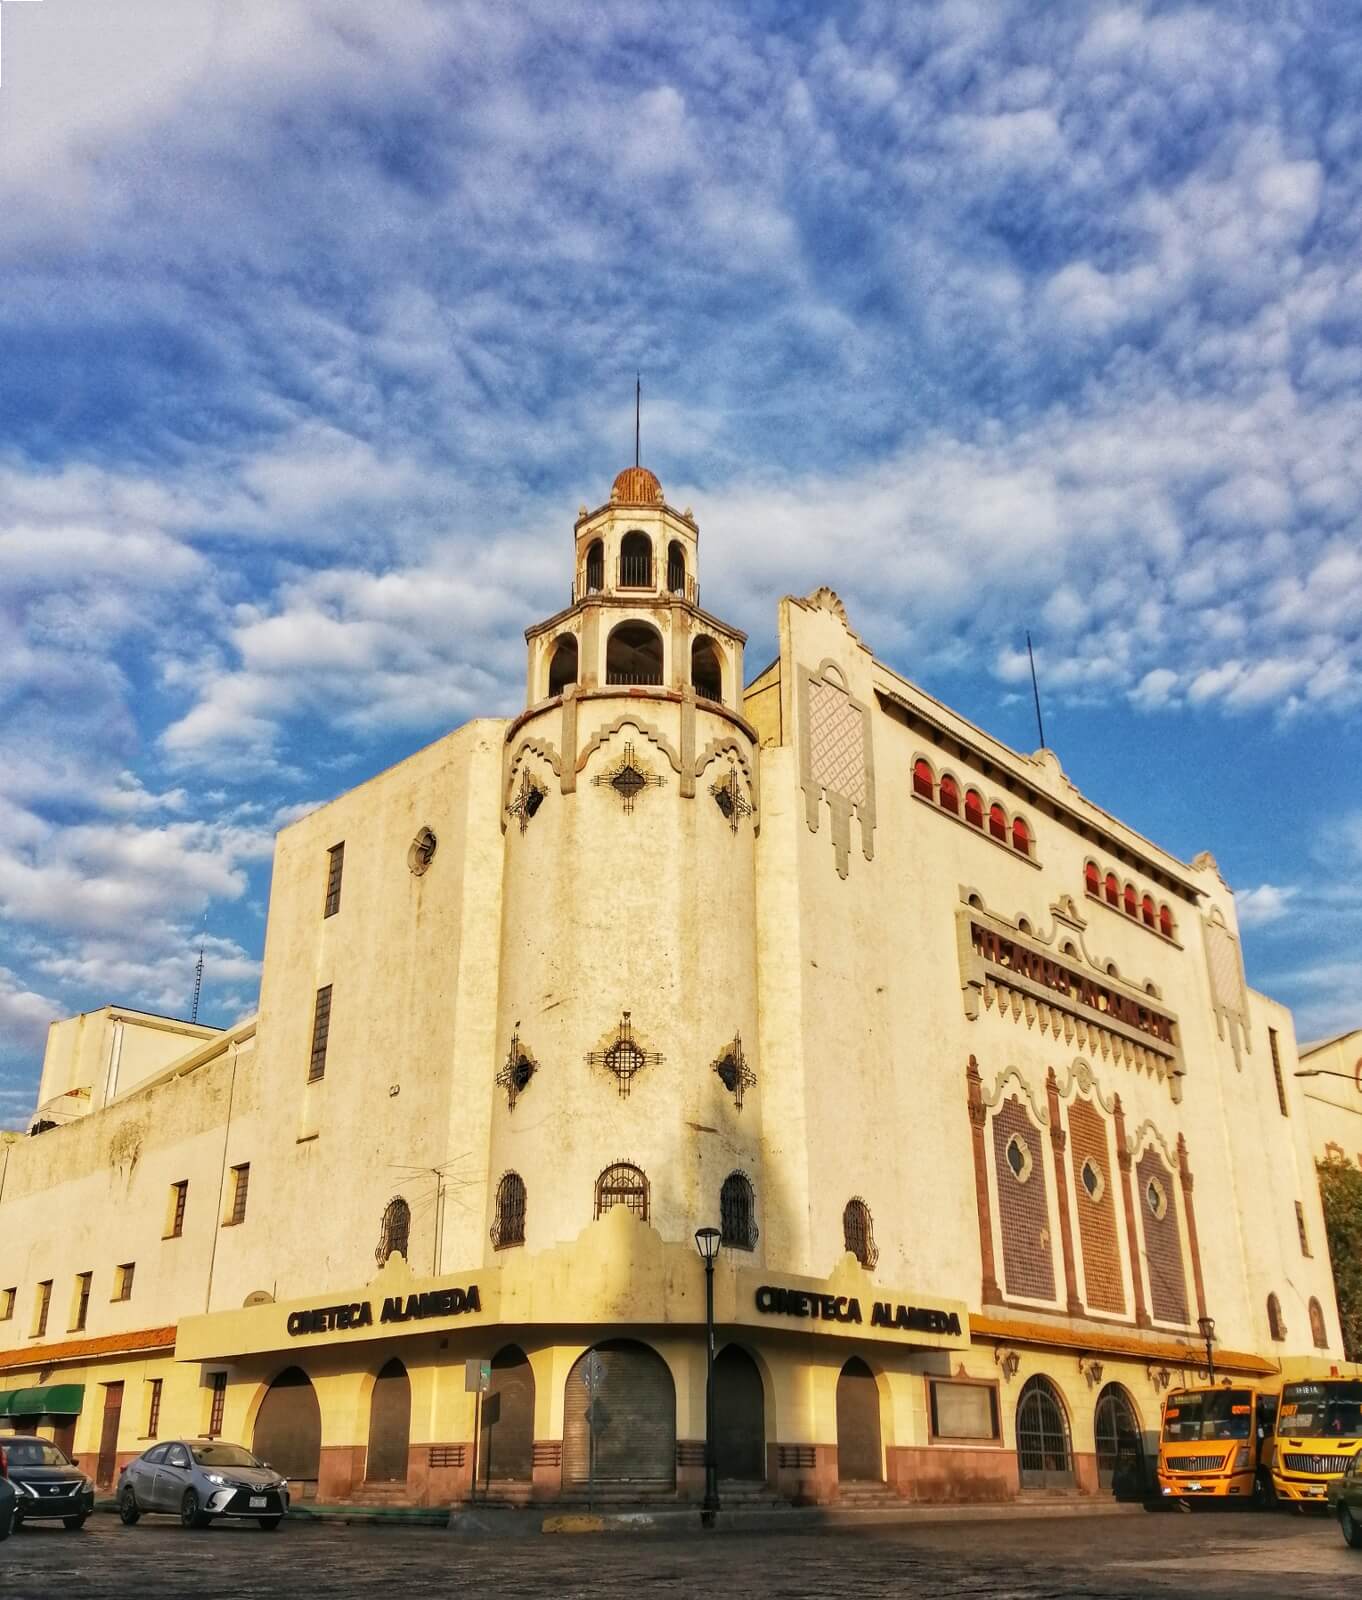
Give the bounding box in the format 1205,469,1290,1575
695,1226,722,1527
1197,1315,1216,1387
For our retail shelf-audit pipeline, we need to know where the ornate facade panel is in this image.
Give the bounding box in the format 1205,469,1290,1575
1067,1097,1125,1315
1136,1147,1189,1325
991,1097,1056,1302
797,660,875,877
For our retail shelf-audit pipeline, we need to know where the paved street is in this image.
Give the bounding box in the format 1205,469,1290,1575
2,1511,1356,1600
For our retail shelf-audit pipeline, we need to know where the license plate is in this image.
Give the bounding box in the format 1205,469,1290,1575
250,1496,267,1508
1185,1481,1202,1491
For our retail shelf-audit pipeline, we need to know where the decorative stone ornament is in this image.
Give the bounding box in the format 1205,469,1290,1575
587,1011,664,1099
712,1032,756,1108
407,827,438,875
592,740,665,814
507,770,547,834
710,764,753,832
496,1029,538,1111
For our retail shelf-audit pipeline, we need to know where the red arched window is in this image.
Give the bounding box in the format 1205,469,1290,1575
939,774,960,815
964,790,984,828
988,803,1007,842
1104,872,1119,906
1123,883,1138,918
1084,862,1100,897
1012,816,1031,856
913,759,934,800
1141,894,1155,928
1159,904,1174,939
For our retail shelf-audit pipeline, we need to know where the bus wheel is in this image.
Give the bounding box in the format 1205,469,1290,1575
1252,1471,1277,1510
1341,1503,1362,1549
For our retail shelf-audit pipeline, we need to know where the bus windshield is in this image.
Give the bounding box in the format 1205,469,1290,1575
1280,1381,1362,1439
1162,1390,1254,1442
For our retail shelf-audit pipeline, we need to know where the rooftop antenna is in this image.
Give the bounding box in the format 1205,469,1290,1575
635,373,640,468
190,915,206,1024
1026,630,1047,751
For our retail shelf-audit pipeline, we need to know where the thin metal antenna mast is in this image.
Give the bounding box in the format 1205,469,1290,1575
190,938,205,1024
1026,630,1047,751
635,373,640,468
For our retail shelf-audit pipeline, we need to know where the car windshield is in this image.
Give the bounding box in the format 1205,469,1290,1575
1281,1381,1362,1439
189,1443,264,1468
1162,1390,1254,1442
3,1440,72,1468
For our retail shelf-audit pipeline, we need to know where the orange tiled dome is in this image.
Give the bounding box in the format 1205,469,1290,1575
611,466,663,505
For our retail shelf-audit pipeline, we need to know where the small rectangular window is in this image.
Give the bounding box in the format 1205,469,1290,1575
226,1163,251,1227
324,842,344,918
928,1378,1001,1442
71,1270,92,1332
146,1377,163,1439
0,1287,15,1321
167,1179,189,1239
113,1262,135,1302
208,1372,227,1438
34,1280,52,1337
1269,1027,1289,1118
308,985,333,1082
1296,1201,1311,1257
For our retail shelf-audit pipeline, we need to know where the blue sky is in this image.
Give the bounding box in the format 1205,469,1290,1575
1,1,1360,1126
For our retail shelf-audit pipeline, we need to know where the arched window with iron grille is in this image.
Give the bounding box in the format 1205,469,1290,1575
618,530,653,588
1017,1375,1074,1490
720,1172,758,1251
595,1162,649,1222
667,540,686,595
375,1196,411,1266
1309,1296,1327,1349
1267,1292,1286,1342
842,1197,878,1268
585,539,604,593
491,1172,526,1250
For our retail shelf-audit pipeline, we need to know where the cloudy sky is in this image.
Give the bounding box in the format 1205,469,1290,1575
1,1,1359,1126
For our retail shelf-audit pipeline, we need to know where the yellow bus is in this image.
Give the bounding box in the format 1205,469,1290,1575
1156,1385,1279,1505
1268,1378,1362,1507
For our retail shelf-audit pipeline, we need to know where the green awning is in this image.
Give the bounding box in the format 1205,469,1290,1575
0,1384,85,1417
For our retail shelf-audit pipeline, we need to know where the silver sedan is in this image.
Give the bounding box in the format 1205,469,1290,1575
117,1439,290,1530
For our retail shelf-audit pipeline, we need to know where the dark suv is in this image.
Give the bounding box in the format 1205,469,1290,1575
0,1435,95,1530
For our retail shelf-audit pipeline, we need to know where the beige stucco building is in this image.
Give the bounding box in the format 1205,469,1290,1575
1299,1029,1362,1173
0,465,1346,1509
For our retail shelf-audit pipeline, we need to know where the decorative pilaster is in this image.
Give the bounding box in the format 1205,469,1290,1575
1112,1094,1151,1328
559,690,578,794
966,1056,1002,1305
1176,1133,1208,1324
1046,1067,1084,1317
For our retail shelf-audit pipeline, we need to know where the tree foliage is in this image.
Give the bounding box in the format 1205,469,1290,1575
1317,1157,1362,1362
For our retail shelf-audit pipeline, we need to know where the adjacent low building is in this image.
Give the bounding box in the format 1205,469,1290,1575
0,466,1344,1508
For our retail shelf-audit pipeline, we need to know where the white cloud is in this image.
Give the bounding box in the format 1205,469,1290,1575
1235,884,1297,928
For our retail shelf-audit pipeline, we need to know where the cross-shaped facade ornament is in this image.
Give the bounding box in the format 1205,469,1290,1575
592,740,665,814
587,1010,664,1099
495,1029,538,1110
712,1031,756,1108
710,763,753,832
506,769,546,834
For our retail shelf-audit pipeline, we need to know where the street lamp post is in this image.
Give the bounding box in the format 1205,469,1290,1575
1197,1315,1217,1387
695,1226,722,1528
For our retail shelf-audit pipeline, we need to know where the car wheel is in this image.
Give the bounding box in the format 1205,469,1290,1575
119,1486,141,1525
1342,1503,1362,1549
63,1514,89,1531
257,1516,282,1531
180,1488,211,1530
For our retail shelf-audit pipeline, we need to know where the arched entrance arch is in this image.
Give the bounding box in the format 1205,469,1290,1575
252,1367,322,1489
1094,1382,1144,1497
1016,1375,1073,1490
480,1345,535,1486
835,1356,882,1483
715,1344,765,1480
365,1358,411,1483
563,1339,675,1491
606,621,663,686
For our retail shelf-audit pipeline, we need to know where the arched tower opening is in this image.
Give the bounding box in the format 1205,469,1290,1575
606,621,663,686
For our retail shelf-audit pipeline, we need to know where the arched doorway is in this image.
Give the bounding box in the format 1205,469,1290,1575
563,1340,675,1491
1094,1383,1144,1498
605,621,663,685
253,1368,322,1489
365,1358,411,1484
548,634,578,697
715,1345,765,1480
836,1357,882,1482
1016,1375,1073,1490
480,1346,535,1485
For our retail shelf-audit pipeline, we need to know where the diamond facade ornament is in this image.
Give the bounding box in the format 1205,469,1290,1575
496,1029,538,1110
710,763,753,832
592,741,665,814
712,1032,756,1108
507,770,547,834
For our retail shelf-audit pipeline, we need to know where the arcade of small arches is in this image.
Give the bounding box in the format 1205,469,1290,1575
578,531,694,603
912,757,1035,860
240,1347,1148,1501
544,621,727,702
1084,860,1178,941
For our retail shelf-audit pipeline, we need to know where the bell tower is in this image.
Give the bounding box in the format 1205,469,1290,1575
524,465,742,711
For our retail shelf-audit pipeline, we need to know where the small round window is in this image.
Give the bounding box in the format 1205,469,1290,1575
1145,1176,1167,1220
1005,1134,1033,1184
1080,1157,1104,1203
408,827,437,876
